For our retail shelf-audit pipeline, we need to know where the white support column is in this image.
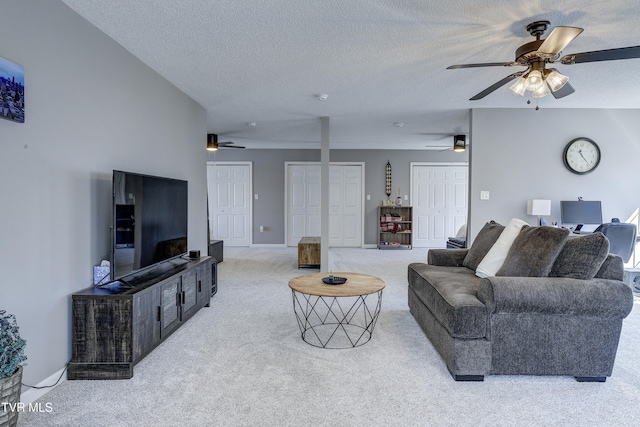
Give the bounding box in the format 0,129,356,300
320,116,330,272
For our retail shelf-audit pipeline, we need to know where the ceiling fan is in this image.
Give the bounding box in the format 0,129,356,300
447,20,640,101
420,134,467,151
206,133,245,151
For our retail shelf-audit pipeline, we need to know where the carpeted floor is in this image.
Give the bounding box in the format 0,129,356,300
18,247,640,426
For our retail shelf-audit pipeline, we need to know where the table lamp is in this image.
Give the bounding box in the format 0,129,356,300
527,199,551,226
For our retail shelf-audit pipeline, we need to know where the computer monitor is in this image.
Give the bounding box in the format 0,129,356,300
560,200,603,232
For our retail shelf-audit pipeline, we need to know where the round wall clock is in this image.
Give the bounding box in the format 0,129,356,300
563,137,600,175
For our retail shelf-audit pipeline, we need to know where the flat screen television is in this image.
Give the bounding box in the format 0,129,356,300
112,170,188,281
560,200,602,232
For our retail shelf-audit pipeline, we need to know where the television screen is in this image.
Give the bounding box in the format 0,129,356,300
560,200,602,227
112,170,188,280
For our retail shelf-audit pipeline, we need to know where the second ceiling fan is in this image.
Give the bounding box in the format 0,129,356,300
206,133,245,151
447,20,640,101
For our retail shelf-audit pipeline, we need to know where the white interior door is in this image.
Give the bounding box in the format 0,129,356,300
207,163,252,246
329,165,362,247
287,165,321,247
412,165,468,248
287,163,362,247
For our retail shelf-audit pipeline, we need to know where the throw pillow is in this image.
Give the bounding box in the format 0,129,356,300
549,232,610,280
476,218,528,278
496,226,570,277
462,221,505,271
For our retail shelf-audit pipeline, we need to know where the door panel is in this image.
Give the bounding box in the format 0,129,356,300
216,215,230,239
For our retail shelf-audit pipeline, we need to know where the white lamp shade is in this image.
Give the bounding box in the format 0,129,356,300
531,82,551,98
525,70,544,91
527,199,551,216
546,70,569,92
509,76,527,96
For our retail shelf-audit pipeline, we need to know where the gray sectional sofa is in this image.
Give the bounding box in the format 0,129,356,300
408,220,634,382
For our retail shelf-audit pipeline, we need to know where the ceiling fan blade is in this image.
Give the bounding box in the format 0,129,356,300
559,45,640,64
447,62,516,69
218,142,245,149
537,26,583,55
551,82,575,99
469,71,525,100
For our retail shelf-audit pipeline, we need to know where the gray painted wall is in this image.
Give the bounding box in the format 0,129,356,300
0,0,208,387
469,108,640,242
210,148,468,245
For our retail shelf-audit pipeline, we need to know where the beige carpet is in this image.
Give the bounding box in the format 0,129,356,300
18,247,640,426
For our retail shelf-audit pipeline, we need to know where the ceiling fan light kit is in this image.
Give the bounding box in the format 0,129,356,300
453,135,466,152
508,68,569,98
206,134,218,151
448,20,640,102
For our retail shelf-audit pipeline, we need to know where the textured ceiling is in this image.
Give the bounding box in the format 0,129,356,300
61,0,640,149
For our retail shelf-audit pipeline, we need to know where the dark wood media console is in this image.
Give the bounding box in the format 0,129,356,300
69,256,214,380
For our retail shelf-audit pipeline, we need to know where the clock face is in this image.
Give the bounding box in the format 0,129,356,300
563,138,600,175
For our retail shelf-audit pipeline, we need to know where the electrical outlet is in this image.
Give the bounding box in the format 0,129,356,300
480,191,490,200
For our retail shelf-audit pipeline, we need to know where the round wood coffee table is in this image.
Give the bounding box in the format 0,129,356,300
288,272,385,348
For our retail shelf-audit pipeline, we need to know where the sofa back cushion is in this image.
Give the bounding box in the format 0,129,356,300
496,226,570,277
595,253,624,281
549,232,611,279
462,221,504,271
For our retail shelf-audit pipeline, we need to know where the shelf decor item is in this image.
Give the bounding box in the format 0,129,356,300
1,310,27,427
385,161,392,197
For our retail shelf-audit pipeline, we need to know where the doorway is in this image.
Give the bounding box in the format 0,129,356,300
286,163,364,247
411,163,468,248
206,162,252,246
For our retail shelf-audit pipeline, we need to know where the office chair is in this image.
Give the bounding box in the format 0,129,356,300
594,220,637,263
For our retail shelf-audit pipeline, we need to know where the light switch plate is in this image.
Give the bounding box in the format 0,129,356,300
480,191,490,200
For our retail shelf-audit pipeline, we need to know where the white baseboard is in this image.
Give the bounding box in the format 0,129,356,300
250,244,288,248
20,366,67,405
362,244,377,249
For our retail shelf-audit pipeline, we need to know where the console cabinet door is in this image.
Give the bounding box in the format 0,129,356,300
160,277,181,338
198,262,212,307
181,269,199,320
132,285,161,362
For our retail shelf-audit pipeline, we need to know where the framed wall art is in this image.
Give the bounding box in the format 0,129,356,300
0,55,25,123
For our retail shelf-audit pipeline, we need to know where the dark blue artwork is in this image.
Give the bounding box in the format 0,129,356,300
0,55,25,123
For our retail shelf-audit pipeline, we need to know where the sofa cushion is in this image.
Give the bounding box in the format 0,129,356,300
408,263,487,339
476,218,528,278
549,232,610,280
595,254,624,281
462,221,504,271
496,226,570,277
